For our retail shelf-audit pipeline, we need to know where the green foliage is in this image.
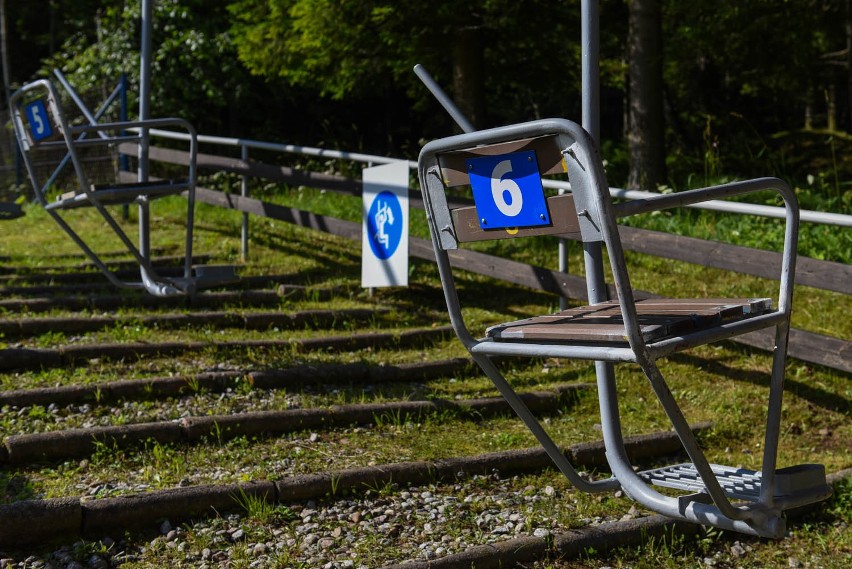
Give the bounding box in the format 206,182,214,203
38,0,253,133
227,0,585,127
9,0,852,188
660,0,851,185
229,0,382,100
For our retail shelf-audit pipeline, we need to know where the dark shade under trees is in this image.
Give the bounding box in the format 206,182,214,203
2,0,851,196
627,0,665,191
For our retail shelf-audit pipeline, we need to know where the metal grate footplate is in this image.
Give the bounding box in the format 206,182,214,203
641,463,762,501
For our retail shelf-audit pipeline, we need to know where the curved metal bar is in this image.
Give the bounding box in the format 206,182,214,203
471,353,620,494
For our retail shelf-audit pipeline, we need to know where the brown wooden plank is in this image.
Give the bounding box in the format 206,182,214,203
193,187,360,241
487,318,680,343
618,225,851,295
745,327,852,374
451,194,582,242
437,135,567,188
180,186,849,373
118,142,362,196
132,146,847,295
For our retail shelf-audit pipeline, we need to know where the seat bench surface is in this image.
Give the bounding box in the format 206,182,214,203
486,298,772,343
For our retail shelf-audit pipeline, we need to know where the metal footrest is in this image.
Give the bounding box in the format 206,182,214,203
642,463,762,501
46,180,189,210
192,264,240,289
641,463,828,502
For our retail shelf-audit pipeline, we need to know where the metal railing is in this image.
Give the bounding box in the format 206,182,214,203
145,127,852,225
139,127,852,262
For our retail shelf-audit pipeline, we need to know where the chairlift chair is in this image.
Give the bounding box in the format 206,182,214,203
9,77,236,296
416,117,831,538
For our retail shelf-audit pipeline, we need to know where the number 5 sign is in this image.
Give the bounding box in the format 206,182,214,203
466,150,549,230
25,100,54,143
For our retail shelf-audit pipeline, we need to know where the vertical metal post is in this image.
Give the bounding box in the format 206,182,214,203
138,0,152,259
241,144,249,261
556,224,568,310
561,1,602,310
581,0,606,302
119,73,129,171
580,0,621,462
367,160,374,298
581,0,601,142
120,73,130,220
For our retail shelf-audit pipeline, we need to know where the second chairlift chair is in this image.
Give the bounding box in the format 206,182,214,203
9,74,237,296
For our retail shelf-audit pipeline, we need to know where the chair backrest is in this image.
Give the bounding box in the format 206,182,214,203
417,119,616,254
416,118,639,347
10,79,124,206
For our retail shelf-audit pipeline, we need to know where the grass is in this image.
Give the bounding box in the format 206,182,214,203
0,179,849,566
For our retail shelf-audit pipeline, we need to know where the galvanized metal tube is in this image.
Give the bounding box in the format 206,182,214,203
413,64,475,134
469,341,637,362
138,0,153,286
138,0,152,178
136,135,852,228
581,0,600,142
241,144,249,261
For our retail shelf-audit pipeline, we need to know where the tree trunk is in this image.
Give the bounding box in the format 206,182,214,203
0,0,11,108
452,25,485,130
627,0,665,190
847,0,851,131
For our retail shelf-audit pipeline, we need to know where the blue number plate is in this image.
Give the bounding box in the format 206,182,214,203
25,100,54,142
466,150,549,230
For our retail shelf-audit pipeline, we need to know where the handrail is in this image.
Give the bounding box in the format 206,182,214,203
136,127,418,170
136,127,852,229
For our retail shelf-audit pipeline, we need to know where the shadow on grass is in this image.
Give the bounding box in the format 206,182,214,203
671,347,851,415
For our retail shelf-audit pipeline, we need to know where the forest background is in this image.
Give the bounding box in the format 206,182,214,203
2,0,851,206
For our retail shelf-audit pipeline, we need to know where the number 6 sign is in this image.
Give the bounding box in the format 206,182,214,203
466,150,549,230
25,100,54,143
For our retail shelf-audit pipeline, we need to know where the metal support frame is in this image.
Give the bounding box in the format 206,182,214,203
416,118,830,538
9,78,202,296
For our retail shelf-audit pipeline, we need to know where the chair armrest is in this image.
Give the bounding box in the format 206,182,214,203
70,118,198,184
69,118,197,151
611,177,798,220
610,176,800,315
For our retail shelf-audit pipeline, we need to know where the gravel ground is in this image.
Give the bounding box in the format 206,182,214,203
0,472,633,568
2,385,303,434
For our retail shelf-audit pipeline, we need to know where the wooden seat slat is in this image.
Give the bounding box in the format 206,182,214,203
437,135,567,188
486,298,771,343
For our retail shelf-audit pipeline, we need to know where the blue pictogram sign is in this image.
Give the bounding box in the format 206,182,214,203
366,190,403,260
467,150,549,230
25,100,53,142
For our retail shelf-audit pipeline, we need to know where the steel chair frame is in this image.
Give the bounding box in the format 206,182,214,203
417,118,831,538
10,78,199,296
